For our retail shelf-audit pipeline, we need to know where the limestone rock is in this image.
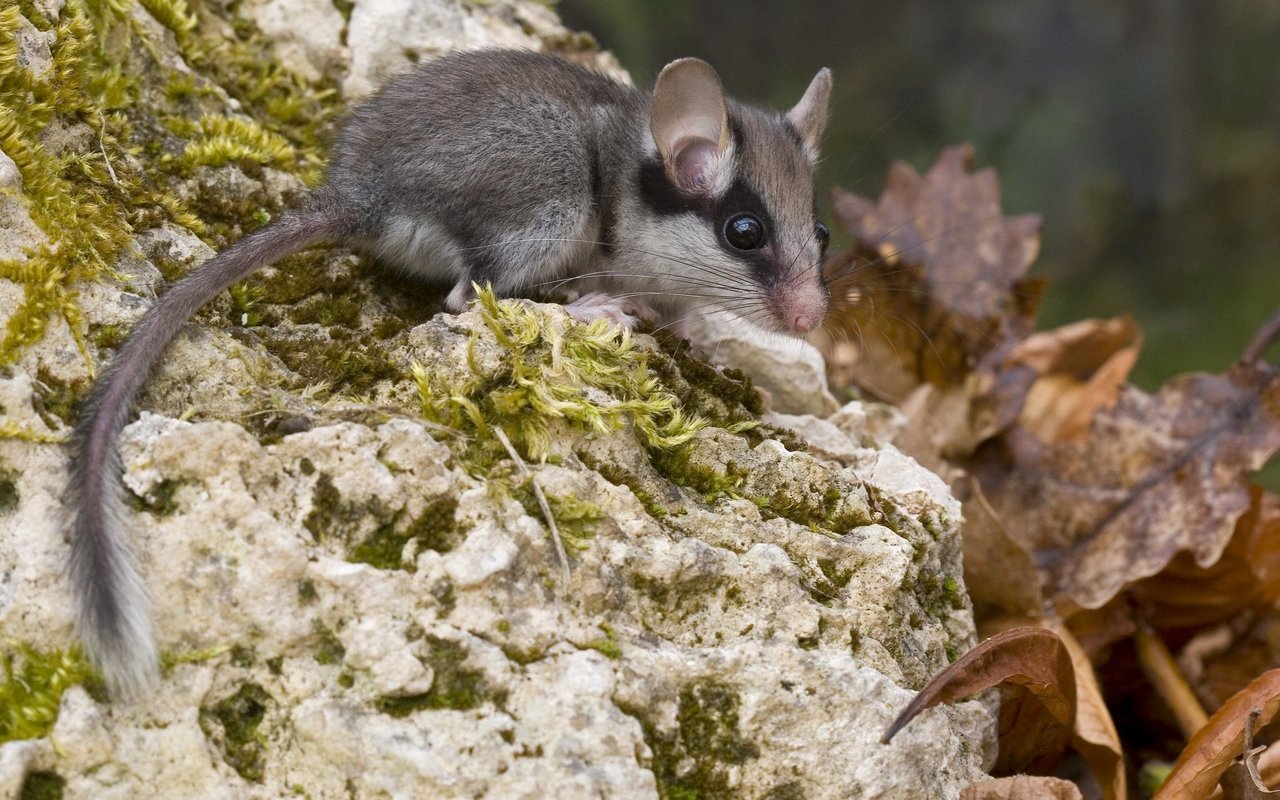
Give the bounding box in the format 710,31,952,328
0,1,994,797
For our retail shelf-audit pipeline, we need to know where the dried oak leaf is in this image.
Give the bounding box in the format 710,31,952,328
884,626,1076,776
1132,485,1280,632
1189,614,1280,712
824,144,1044,401
973,361,1280,614
961,776,1086,800
821,146,1045,478
1156,669,1280,800
1011,316,1142,444
961,317,1141,616
979,617,1127,800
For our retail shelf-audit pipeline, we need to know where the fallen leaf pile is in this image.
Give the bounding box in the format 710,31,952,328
818,145,1280,799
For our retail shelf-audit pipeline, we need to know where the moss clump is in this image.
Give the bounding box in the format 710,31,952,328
19,771,66,800
649,444,747,504
512,485,601,556
173,113,297,173
0,469,18,515
348,495,460,569
413,287,709,470
296,577,318,603
0,0,334,385
87,322,126,349
31,368,86,428
303,472,386,541
582,624,622,660
375,637,501,716
577,451,672,519
312,625,345,666
228,281,265,327
0,647,94,743
629,681,761,799
200,682,273,783
126,477,186,515
763,781,806,800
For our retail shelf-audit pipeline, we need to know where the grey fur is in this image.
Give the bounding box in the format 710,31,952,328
68,49,830,697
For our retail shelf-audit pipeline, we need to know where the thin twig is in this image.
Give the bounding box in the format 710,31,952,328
1135,621,1209,740
97,111,119,187
492,427,571,588
1241,307,1280,365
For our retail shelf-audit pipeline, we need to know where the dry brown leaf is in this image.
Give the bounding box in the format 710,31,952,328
1154,668,1280,799
962,478,1044,616
1064,598,1136,662
980,617,1127,800
1051,619,1128,800
823,144,1044,409
1012,317,1142,443
1132,486,1280,631
973,361,1280,614
961,775,1087,799
1187,615,1280,711
884,626,1076,775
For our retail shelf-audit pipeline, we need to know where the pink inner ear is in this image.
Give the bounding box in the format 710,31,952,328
673,138,720,193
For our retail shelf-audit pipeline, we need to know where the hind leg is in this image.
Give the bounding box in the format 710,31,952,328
445,281,475,313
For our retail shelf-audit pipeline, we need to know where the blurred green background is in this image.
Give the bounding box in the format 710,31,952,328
558,0,1280,390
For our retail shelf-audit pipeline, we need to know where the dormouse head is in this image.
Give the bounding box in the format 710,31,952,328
640,58,832,334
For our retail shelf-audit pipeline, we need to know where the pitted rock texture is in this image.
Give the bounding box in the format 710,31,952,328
0,0,993,797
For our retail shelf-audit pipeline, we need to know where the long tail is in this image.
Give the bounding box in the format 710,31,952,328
69,206,349,698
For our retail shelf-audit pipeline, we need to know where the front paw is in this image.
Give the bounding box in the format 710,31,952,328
563,293,652,329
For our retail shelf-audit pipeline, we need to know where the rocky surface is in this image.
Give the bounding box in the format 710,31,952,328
0,1,993,797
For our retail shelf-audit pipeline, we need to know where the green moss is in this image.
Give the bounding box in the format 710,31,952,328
576,450,671,519
649,444,745,504
126,477,186,516
0,0,341,374
336,671,354,689
228,281,265,326
200,682,272,782
312,625,345,666
304,472,381,541
513,485,601,556
375,636,503,716
0,469,17,515
19,772,66,800
348,495,461,569
296,577,318,603
651,338,765,427
138,0,197,39
88,322,126,349
816,558,854,591
230,644,255,667
582,624,622,660
0,647,94,744
763,782,806,800
32,368,86,428
257,328,400,398
413,287,708,471
627,681,761,800
174,113,296,172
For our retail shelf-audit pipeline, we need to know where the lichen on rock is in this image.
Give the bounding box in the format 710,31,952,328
0,1,994,797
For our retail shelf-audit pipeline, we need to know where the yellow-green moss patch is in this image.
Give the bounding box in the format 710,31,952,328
0,646,95,743
413,287,709,471
199,682,273,783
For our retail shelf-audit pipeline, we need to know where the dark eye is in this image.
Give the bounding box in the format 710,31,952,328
815,222,830,252
724,213,766,250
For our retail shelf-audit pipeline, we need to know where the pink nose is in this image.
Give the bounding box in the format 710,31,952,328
792,314,817,333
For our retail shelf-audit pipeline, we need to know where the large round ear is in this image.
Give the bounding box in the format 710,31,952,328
786,68,832,160
650,58,731,194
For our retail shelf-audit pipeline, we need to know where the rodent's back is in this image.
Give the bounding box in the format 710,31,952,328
327,50,646,242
